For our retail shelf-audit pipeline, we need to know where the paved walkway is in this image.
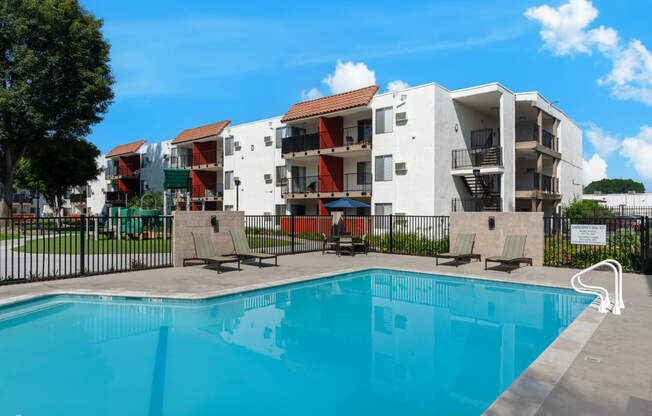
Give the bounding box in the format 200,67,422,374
0,252,650,415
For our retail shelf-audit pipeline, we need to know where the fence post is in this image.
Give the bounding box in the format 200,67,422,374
642,216,650,274
389,214,393,254
79,214,85,275
291,214,295,254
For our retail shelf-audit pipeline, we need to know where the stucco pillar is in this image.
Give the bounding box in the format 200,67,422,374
552,118,559,152
537,109,543,145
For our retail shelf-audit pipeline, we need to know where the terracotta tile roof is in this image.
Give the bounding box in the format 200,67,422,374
281,85,379,122
106,140,146,158
171,120,231,144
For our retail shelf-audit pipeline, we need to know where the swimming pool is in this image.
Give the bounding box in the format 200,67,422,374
0,269,594,415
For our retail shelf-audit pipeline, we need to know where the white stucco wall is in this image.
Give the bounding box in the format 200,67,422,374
223,117,286,214
500,91,516,212
558,115,583,204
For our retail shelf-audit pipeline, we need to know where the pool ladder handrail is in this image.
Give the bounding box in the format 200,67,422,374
570,259,624,315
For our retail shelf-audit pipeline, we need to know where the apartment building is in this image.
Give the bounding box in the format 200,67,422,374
276,82,582,216
70,80,581,217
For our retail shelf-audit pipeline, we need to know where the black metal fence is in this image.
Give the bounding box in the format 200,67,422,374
1,215,173,283
544,216,651,272
244,215,449,257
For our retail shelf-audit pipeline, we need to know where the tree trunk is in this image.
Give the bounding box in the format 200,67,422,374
0,150,20,219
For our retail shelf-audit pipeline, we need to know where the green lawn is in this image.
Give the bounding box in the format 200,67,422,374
0,233,21,241
14,235,171,254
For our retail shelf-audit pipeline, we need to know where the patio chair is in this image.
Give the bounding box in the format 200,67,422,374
338,235,355,256
353,233,368,255
434,233,480,266
322,233,337,255
485,235,532,273
185,232,240,274
230,230,278,268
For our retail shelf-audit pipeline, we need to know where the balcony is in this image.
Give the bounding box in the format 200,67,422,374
516,172,560,198
69,193,87,204
170,154,192,169
105,165,139,179
451,196,502,212
281,173,372,199
515,127,559,157
281,126,372,158
105,191,127,203
451,146,502,170
191,183,224,200
13,194,32,204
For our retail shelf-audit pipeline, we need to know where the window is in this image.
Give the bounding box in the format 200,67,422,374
375,155,392,181
275,204,286,225
225,171,234,190
375,107,393,134
275,127,284,149
225,136,234,156
375,203,392,216
275,165,287,186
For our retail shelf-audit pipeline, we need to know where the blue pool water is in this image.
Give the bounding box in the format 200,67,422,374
0,269,594,416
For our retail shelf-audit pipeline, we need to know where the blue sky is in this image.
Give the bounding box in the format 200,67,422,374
82,0,652,190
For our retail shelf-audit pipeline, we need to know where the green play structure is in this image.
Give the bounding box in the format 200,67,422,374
103,207,163,237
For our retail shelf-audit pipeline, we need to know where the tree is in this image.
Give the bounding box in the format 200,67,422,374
14,138,101,216
563,199,613,218
0,0,114,217
584,179,645,194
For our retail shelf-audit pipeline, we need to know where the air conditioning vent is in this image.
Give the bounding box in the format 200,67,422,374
396,112,408,123
264,173,272,181
234,141,240,149
264,136,272,144
395,162,407,172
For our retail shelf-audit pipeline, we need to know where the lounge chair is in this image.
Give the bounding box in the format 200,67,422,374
353,233,368,255
185,232,240,274
485,235,532,273
434,233,480,266
322,233,337,255
230,230,278,267
338,235,354,256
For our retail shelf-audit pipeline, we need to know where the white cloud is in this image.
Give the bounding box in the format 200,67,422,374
619,126,652,180
583,153,608,184
301,88,322,101
322,60,376,94
525,0,652,106
387,80,409,92
584,122,620,156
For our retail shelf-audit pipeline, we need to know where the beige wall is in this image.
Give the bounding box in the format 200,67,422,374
450,212,544,266
172,211,244,267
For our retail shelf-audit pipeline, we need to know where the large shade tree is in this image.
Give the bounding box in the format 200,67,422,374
0,0,114,217
14,138,101,216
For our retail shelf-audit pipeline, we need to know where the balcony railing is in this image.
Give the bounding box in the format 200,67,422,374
105,165,139,178
282,173,372,195
192,151,223,166
13,194,32,204
170,154,192,169
69,193,87,203
516,127,556,150
191,183,224,199
281,126,373,154
516,172,559,193
452,146,502,169
105,191,127,203
451,196,502,212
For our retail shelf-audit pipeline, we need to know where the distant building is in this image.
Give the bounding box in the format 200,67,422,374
583,192,652,206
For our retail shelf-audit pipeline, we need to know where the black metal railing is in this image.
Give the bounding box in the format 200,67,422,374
281,126,373,154
105,191,127,203
281,132,320,154
105,165,139,178
516,173,558,193
244,215,449,257
452,146,502,169
191,183,224,199
1,215,173,283
516,127,555,150
282,173,373,195
451,197,502,212
544,216,651,272
170,154,192,169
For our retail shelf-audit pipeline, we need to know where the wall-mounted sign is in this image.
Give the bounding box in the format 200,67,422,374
570,224,607,246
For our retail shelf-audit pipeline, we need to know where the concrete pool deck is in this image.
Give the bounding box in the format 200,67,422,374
0,252,650,415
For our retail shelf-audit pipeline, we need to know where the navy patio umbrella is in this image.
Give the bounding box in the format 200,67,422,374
322,198,370,208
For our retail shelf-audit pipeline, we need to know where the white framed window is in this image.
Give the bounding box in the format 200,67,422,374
225,136,234,156
275,127,285,149
275,165,286,186
375,107,393,134
375,203,392,216
375,155,393,181
225,171,234,190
